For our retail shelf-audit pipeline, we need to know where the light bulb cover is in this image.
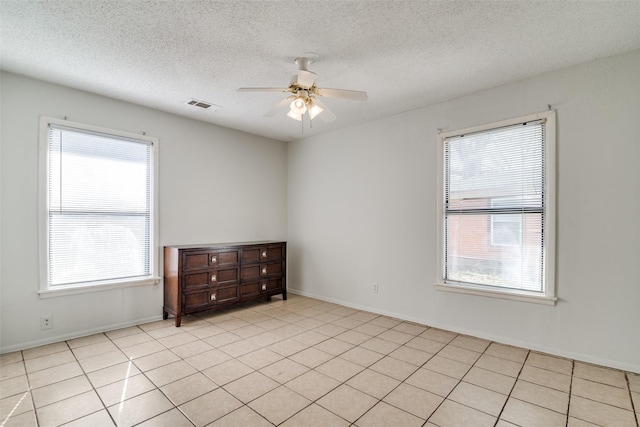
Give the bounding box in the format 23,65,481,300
287,110,303,121
308,101,324,120
289,97,307,115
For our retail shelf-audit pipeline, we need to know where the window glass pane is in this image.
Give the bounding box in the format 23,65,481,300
47,125,152,287
49,214,149,285
491,213,522,246
491,198,523,246
443,120,545,293
446,123,544,211
446,213,543,291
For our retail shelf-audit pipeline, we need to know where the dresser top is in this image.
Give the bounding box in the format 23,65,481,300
164,240,286,250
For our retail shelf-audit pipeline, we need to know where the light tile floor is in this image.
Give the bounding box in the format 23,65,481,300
1,294,638,426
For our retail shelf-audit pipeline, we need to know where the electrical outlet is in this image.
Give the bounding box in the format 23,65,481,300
372,284,379,293
40,315,52,330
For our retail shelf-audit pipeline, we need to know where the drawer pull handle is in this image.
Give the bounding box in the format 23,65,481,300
261,250,267,258
211,255,217,263
261,283,267,291
211,293,217,301
261,267,267,275
211,274,217,282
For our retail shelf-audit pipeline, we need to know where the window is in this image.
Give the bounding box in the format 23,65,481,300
39,117,159,295
437,111,556,304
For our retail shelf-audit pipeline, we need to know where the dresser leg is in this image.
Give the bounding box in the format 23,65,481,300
283,290,287,300
163,310,168,320
175,315,182,327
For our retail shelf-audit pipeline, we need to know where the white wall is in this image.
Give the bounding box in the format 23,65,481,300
288,50,640,372
3,50,639,372
0,72,287,352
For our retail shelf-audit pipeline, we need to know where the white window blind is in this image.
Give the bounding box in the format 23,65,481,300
444,119,546,293
47,124,153,288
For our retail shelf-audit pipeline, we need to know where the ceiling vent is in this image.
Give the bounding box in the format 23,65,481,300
185,99,220,111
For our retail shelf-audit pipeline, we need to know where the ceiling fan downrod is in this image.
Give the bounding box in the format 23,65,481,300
295,52,319,71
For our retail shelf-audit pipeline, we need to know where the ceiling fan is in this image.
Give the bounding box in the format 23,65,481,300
238,53,368,124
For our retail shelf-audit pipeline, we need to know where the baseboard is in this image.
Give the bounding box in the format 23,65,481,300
0,314,164,354
288,288,640,374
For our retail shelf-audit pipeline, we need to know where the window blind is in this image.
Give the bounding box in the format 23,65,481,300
444,120,545,292
47,125,152,287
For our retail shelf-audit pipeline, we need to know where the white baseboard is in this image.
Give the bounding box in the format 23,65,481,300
0,314,164,354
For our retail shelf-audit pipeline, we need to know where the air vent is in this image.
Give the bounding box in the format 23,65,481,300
184,99,220,111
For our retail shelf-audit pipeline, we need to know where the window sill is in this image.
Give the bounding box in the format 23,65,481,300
435,282,557,305
38,277,161,299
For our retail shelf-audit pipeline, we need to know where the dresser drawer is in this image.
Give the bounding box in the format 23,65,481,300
241,262,283,281
210,286,239,304
183,286,238,311
208,267,239,286
184,267,238,290
183,250,239,271
184,272,209,290
241,245,284,264
240,278,283,298
183,290,209,310
209,250,239,267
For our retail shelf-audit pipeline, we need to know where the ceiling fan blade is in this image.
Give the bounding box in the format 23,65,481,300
238,87,289,92
311,98,336,122
296,70,317,88
317,88,368,101
264,97,294,117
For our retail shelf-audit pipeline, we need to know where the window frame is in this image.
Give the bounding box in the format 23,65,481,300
38,116,160,298
435,111,556,305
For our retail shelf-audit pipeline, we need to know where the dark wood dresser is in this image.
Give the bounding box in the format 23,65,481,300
163,241,286,326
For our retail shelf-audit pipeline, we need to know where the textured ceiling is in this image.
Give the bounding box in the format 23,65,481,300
2,1,640,142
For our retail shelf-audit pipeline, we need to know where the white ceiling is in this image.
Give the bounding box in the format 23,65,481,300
2,1,640,142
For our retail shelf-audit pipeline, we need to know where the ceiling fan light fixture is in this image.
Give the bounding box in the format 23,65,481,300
289,97,307,115
239,53,367,126
286,110,303,121
308,100,323,120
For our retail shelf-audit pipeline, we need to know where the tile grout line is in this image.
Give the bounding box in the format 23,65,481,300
566,359,574,427
155,311,260,425
331,320,430,421
353,332,459,426
504,353,585,422
424,335,497,425
493,348,531,426
0,374,32,427
76,325,190,426
76,331,125,427
249,300,369,425
119,325,198,427
245,308,386,425
251,312,417,424
28,339,108,426
192,300,353,425
625,372,640,427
